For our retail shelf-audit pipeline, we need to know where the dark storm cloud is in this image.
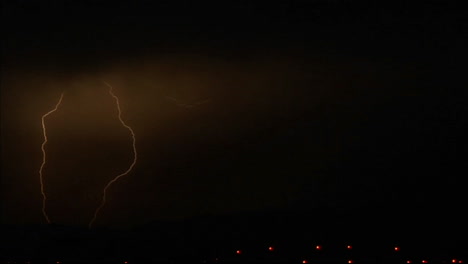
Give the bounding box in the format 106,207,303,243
1,0,466,227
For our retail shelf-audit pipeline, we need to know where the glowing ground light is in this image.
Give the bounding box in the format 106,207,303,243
348,260,353,264
89,81,137,228
407,261,412,264
347,245,352,249
316,245,322,250
422,260,428,263
39,93,64,224
395,246,400,251
302,260,308,264
236,250,242,255
269,246,274,251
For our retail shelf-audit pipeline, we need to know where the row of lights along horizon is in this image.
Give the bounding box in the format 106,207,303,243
232,245,463,264
3,245,464,264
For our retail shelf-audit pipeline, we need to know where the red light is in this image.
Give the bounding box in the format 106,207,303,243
453,260,458,263
422,261,428,263
394,246,400,251
268,246,274,251
236,250,241,255
347,245,352,249
302,260,308,264
316,245,322,250
348,260,353,264
407,261,412,264
459,261,463,264
124,262,128,264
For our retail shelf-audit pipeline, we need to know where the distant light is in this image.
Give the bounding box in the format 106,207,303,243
347,245,352,249
422,260,428,263
236,250,241,255
459,261,463,264
453,260,458,263
348,260,353,264
269,246,274,251
316,245,322,250
302,260,308,264
124,262,128,264
407,261,412,264
394,246,400,251
56,262,61,264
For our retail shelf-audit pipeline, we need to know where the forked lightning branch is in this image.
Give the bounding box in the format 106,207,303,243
38,82,137,228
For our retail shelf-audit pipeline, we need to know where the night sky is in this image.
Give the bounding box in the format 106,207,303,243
1,0,466,232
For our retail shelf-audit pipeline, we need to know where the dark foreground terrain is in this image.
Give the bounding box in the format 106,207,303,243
1,205,466,264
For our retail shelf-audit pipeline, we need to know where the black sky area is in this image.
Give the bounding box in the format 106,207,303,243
1,0,467,237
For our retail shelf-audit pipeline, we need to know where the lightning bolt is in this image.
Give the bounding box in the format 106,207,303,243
39,93,64,224
89,81,137,228
165,96,210,108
